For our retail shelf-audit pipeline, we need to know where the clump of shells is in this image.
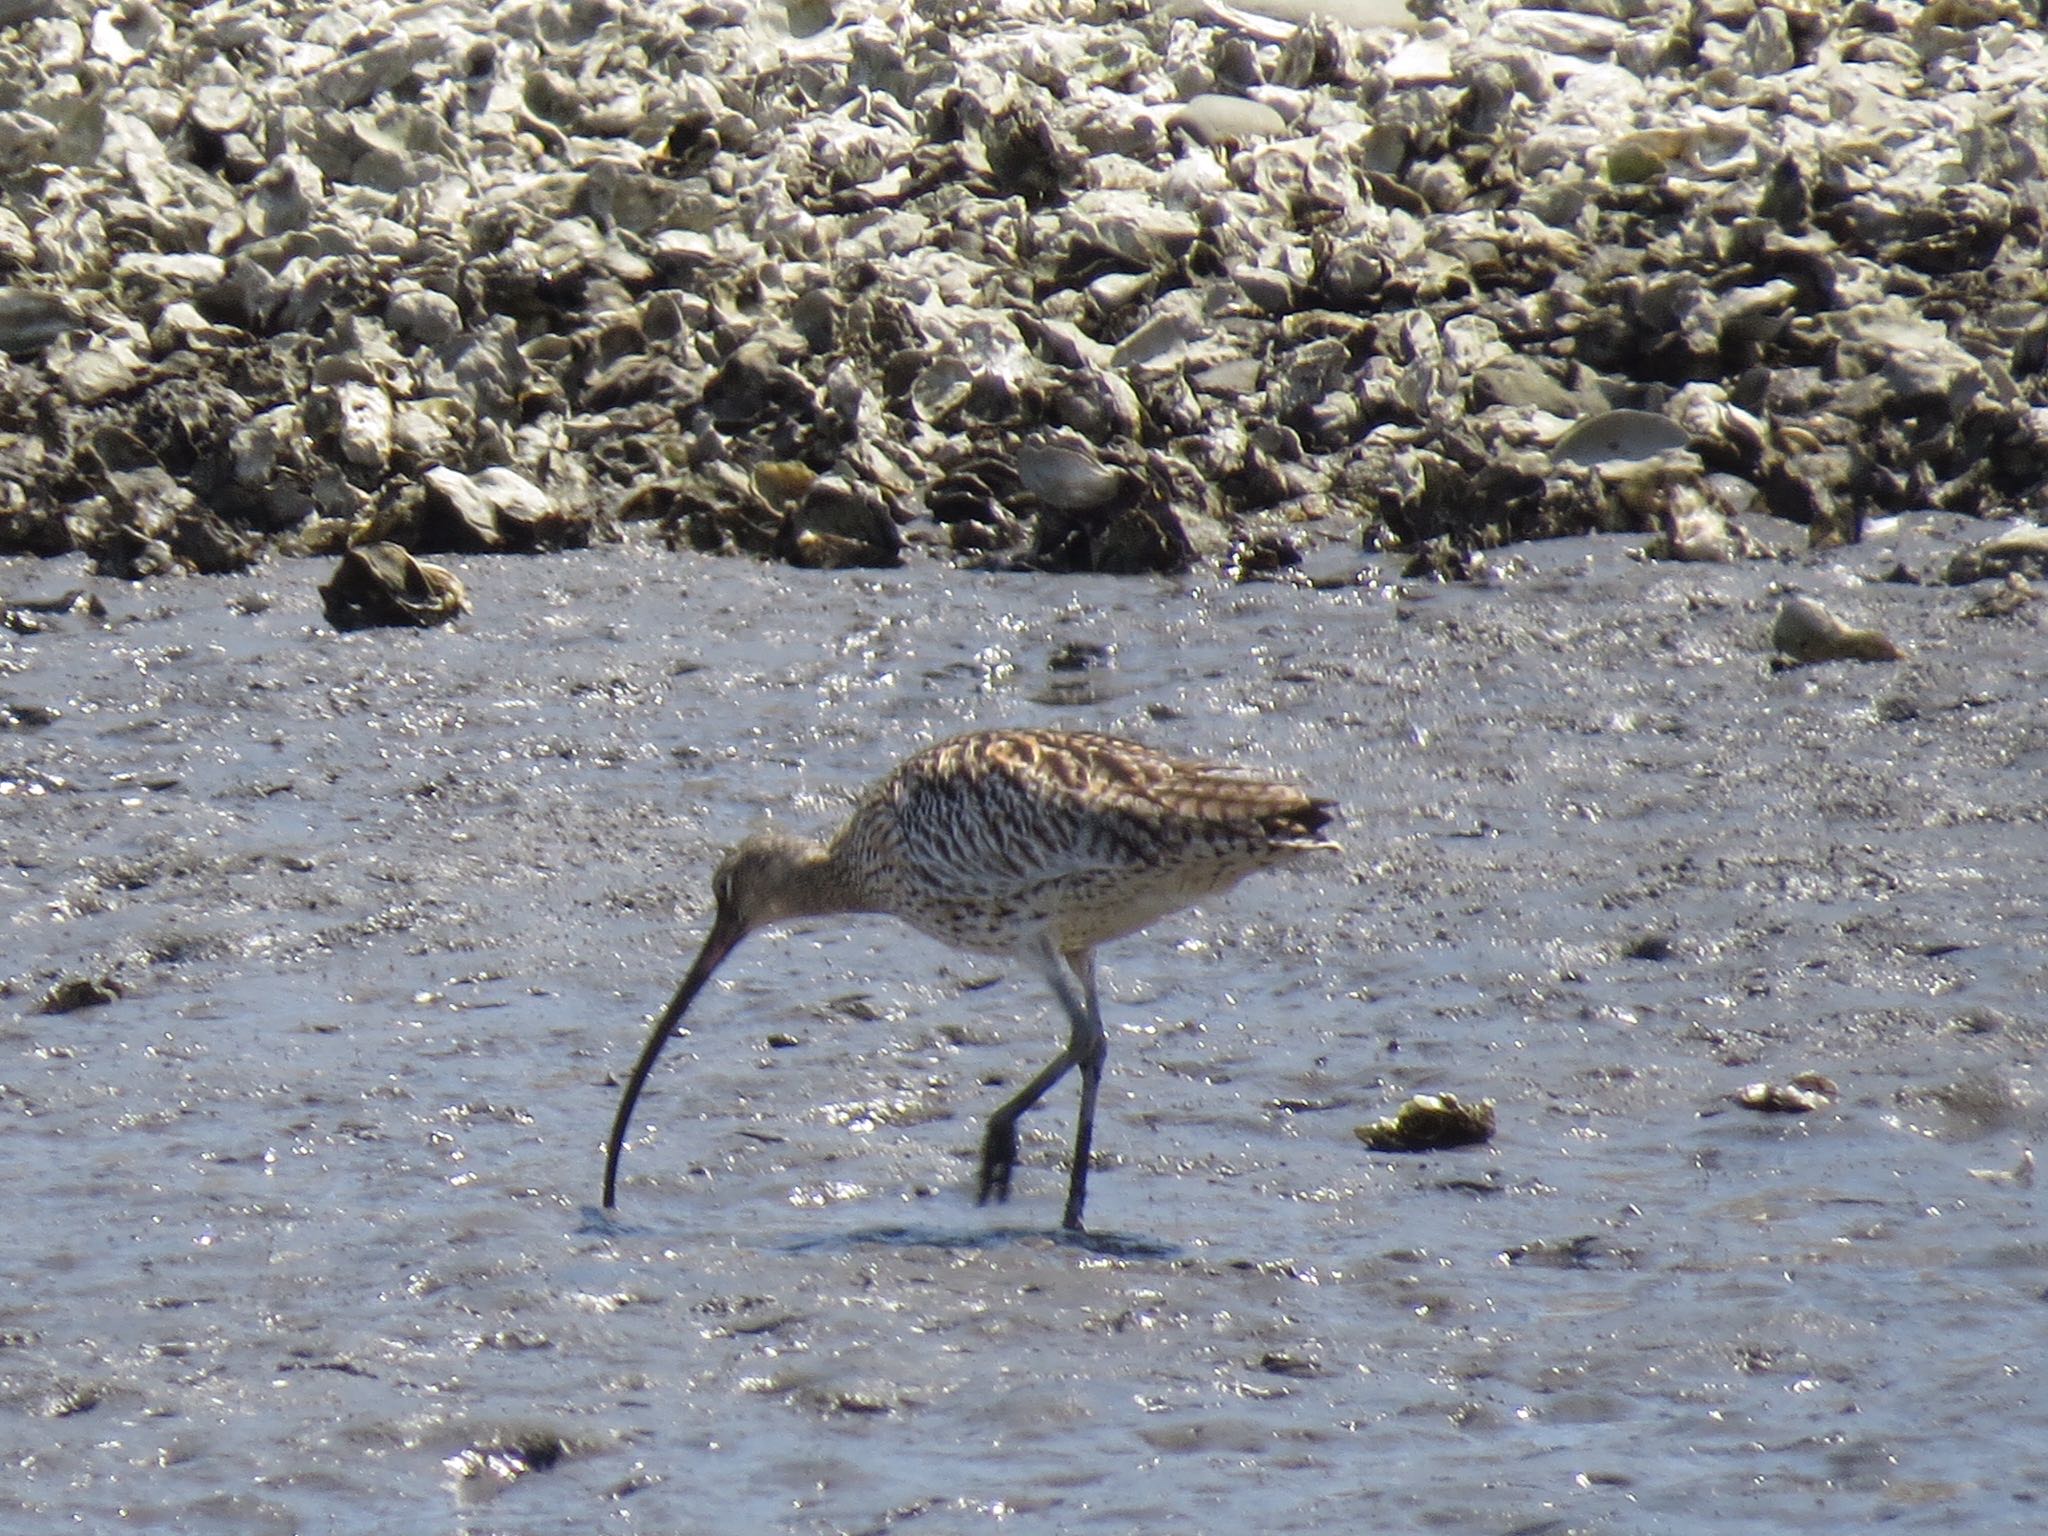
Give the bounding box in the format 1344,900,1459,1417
0,0,2044,584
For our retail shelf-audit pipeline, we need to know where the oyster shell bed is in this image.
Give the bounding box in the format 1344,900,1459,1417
0,0,2043,579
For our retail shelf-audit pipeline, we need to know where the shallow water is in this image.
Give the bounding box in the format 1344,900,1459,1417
3,523,2044,1533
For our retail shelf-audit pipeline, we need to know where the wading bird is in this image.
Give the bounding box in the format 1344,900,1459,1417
602,727,1337,1231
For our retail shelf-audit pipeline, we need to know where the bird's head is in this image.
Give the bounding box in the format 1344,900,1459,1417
710,829,835,933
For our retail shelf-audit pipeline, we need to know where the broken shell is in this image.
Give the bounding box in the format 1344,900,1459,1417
0,0,2038,585
1771,595,1904,665
1960,573,2039,620
751,461,819,516
1185,0,1416,41
1968,1149,2035,1187
1355,1092,1497,1152
910,357,974,424
48,329,150,405
1648,490,1736,562
777,475,902,570
333,381,394,474
386,288,463,348
187,83,253,141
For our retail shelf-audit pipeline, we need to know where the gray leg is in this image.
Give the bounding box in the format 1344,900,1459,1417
976,941,1108,1230
1060,949,1107,1232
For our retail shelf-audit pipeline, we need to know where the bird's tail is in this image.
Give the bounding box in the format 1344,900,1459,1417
1265,797,1340,849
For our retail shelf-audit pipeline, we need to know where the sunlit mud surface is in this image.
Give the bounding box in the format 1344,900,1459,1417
3,521,2044,1533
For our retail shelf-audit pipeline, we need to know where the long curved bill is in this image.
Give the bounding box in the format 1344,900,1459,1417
601,907,746,1208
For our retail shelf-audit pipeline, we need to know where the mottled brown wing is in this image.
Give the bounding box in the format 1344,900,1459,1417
1013,730,1335,844
898,729,1334,868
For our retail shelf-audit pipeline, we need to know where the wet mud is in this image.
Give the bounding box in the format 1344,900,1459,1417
2,518,2043,1531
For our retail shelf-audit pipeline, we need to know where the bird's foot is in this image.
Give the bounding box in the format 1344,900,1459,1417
977,1118,1018,1205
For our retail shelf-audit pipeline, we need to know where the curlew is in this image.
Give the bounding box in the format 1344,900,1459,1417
602,727,1338,1232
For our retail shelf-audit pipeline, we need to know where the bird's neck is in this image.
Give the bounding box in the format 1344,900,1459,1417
784,840,880,920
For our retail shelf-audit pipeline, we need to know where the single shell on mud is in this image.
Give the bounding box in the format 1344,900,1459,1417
1355,1092,1497,1152
1770,596,1904,666
1735,1075,1835,1114
320,542,468,631
38,975,123,1014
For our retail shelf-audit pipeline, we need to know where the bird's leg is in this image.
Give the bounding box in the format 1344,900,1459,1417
976,1048,1068,1209
975,939,1106,1230
1060,949,1107,1233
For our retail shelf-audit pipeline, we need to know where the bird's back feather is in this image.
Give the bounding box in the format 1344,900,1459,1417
831,728,1337,953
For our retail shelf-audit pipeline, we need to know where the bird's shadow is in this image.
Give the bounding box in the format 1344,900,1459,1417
788,1223,1181,1260
577,1207,1178,1259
